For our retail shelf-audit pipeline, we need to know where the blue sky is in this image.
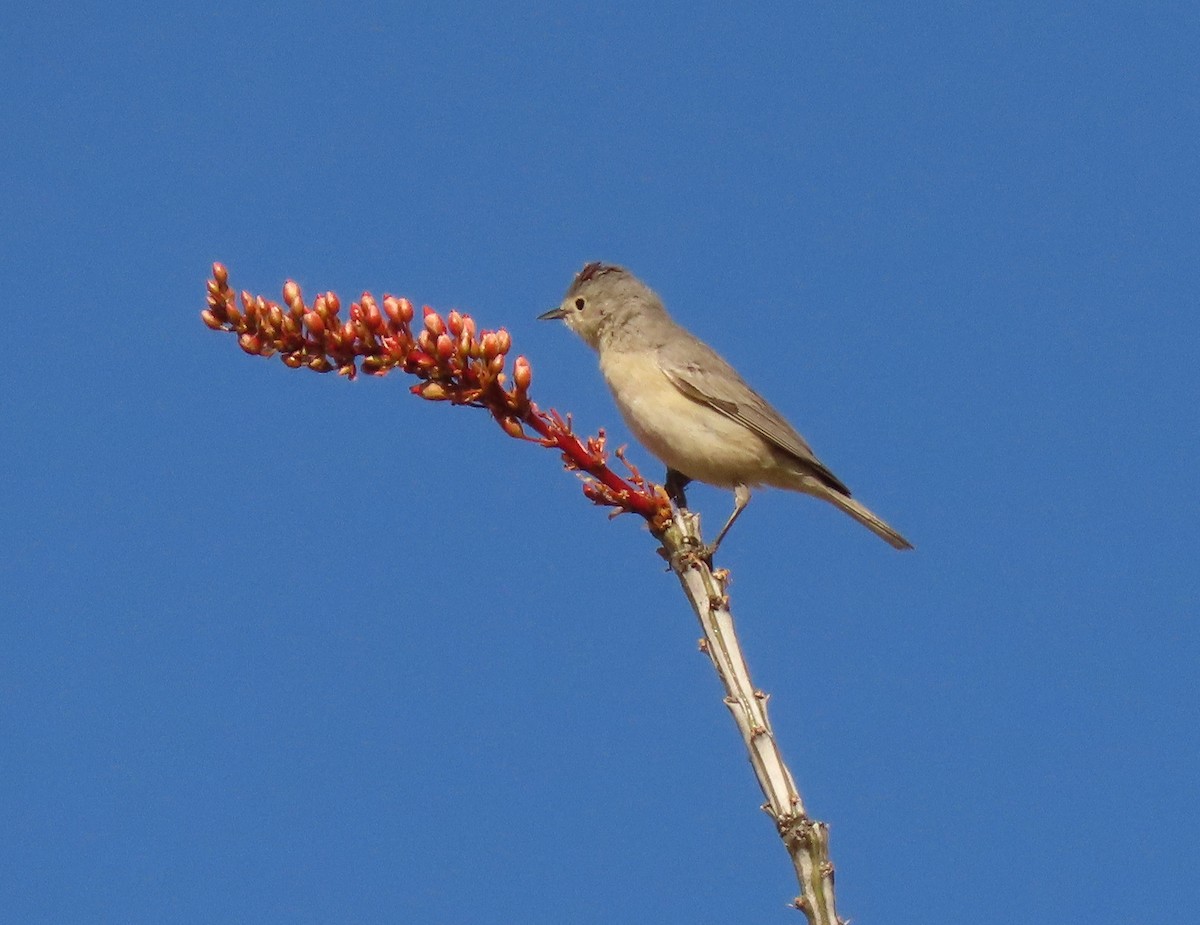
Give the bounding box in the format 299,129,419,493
2,2,1197,922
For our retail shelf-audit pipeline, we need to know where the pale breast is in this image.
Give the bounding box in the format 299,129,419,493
598,348,779,487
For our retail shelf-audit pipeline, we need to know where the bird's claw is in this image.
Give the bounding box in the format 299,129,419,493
662,535,718,571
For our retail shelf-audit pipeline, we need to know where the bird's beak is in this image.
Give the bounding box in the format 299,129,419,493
538,307,566,321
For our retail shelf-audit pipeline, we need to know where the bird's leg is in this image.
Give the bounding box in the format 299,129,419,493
660,469,708,569
664,468,692,508
704,483,751,559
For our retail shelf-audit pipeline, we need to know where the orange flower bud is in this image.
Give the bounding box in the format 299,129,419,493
447,310,462,335
282,280,301,306
436,333,455,359
283,353,303,368
212,263,229,285
495,329,511,354
304,311,325,335
423,308,445,337
418,381,449,401
499,417,525,439
200,309,223,330
513,355,532,390
361,296,382,332
238,333,262,354
481,332,498,358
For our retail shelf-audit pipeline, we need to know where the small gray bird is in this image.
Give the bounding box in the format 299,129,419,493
539,262,912,552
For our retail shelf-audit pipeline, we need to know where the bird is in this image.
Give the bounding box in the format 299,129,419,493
538,262,912,553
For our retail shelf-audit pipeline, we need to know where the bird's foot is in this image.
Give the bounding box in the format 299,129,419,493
662,534,717,571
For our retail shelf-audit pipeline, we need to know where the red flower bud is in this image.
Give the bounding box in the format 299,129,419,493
407,349,435,369
304,311,325,335
447,310,462,335
436,333,455,359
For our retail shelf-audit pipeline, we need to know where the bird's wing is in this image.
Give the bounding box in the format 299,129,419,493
657,338,851,495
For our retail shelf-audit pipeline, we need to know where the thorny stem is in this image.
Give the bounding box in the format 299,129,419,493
200,264,843,923
659,511,842,925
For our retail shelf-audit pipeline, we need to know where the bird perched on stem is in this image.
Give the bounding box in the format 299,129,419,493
539,262,912,554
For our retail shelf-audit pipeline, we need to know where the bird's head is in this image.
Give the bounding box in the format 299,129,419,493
538,262,662,349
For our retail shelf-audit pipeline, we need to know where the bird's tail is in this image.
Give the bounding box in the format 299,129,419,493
812,483,914,550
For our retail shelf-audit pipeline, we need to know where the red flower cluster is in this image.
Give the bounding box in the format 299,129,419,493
201,263,671,531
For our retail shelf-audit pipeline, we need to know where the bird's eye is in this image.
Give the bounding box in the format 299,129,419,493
574,298,585,311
